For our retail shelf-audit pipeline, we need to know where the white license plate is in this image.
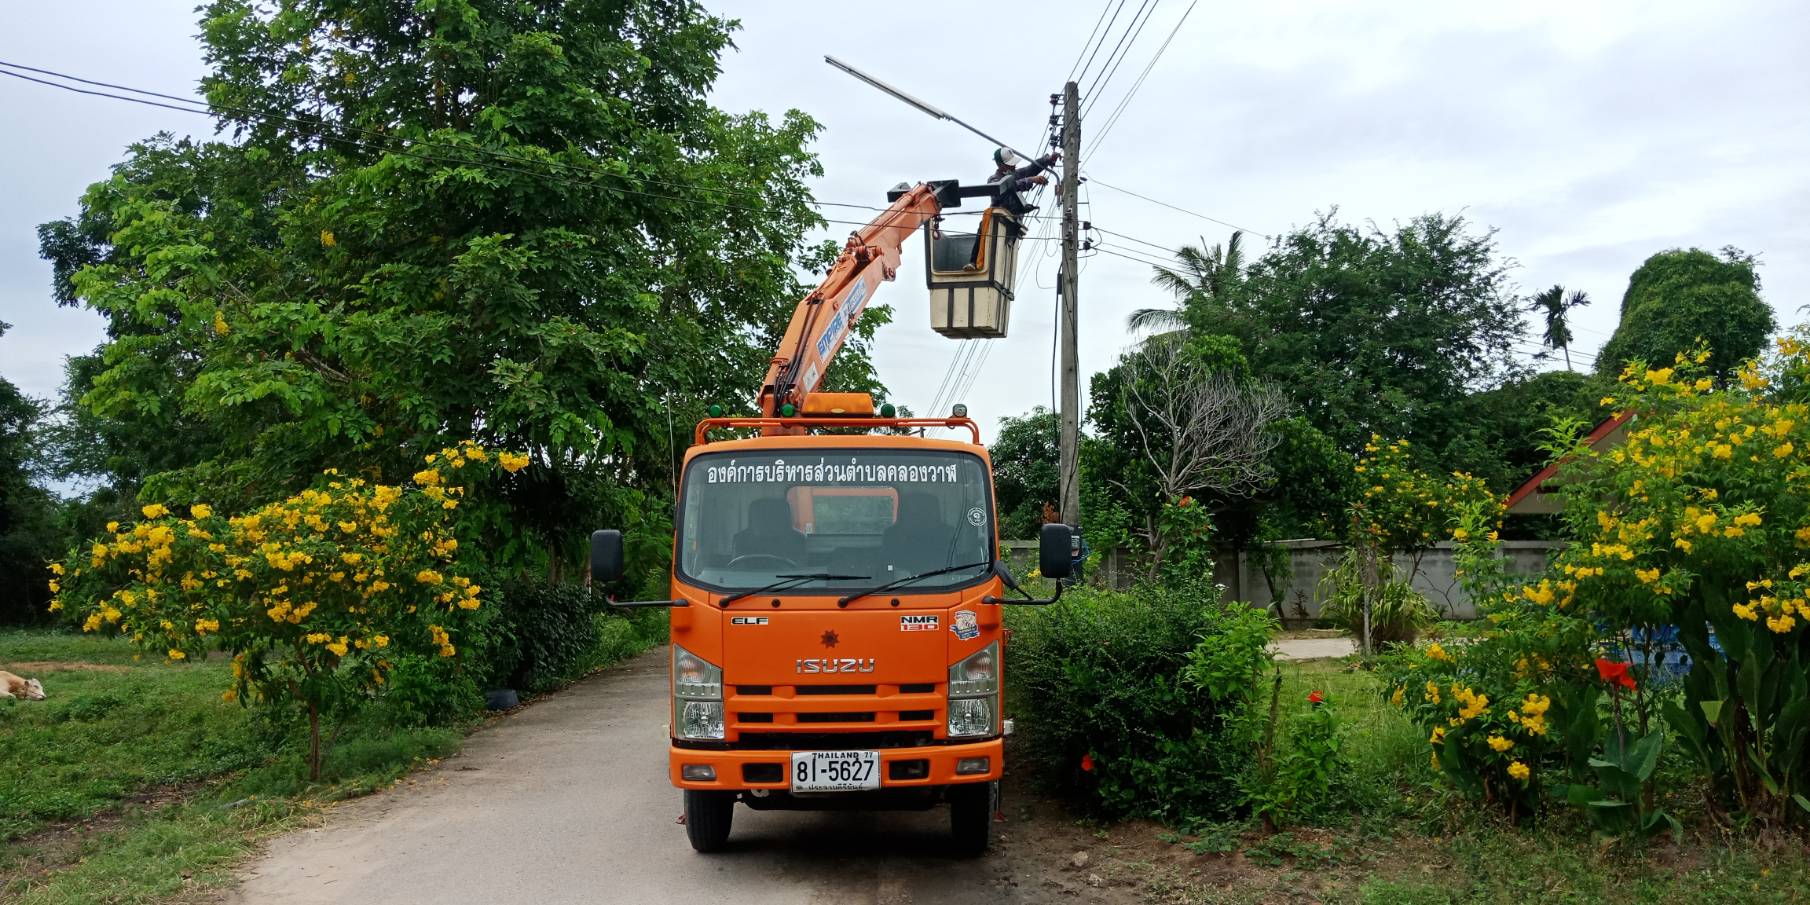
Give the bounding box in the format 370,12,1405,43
790,750,880,791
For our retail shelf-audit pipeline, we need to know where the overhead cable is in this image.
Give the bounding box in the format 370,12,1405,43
1079,0,1161,122
1087,176,1273,239
0,61,1063,237
1085,0,1198,163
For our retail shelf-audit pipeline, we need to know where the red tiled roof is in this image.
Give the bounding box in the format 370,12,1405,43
1503,411,1634,512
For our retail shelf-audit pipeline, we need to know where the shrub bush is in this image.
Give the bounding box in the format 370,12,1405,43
1246,689,1347,829
1384,334,1810,830
49,441,526,778
485,579,607,693
1318,550,1437,645
1007,580,1274,822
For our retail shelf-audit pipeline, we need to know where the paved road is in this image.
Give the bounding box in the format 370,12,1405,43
226,647,1048,905
1268,637,1358,661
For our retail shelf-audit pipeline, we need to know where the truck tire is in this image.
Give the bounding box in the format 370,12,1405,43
683,790,735,853
948,780,996,857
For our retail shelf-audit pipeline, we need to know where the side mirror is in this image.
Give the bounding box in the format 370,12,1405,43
590,529,624,583
1039,523,1073,580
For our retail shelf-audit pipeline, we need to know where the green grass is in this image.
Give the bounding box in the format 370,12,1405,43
0,616,662,904
1,634,265,841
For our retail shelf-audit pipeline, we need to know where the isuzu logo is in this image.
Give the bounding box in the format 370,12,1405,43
795,657,876,674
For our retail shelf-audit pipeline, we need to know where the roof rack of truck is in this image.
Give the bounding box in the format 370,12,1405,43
693,416,981,446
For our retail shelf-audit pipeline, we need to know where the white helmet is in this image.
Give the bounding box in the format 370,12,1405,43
993,147,1023,168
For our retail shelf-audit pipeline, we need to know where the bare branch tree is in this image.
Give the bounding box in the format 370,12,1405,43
1121,338,1288,509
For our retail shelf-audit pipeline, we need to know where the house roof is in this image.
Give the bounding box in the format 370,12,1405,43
1504,411,1634,515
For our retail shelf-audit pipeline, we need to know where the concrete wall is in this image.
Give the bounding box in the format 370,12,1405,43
1004,538,1561,621
1219,540,1560,621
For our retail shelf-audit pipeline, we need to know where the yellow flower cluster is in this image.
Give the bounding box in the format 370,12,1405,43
47,443,527,711
429,624,456,658
1453,685,1490,722
1353,435,1500,554
1507,694,1551,736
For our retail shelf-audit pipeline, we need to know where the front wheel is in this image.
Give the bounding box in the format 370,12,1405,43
684,790,735,852
948,780,996,857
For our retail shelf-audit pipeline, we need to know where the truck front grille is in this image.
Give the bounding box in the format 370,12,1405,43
731,730,938,750
720,682,943,748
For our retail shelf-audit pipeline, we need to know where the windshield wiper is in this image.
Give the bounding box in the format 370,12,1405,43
836,560,993,608
719,573,870,607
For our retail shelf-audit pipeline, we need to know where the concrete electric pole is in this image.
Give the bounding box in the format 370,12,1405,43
1058,81,1081,528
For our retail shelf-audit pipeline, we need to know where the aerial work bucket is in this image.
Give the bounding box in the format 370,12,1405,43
925,208,1018,339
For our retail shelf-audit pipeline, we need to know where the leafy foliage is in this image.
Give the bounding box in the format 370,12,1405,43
486,580,605,693
1386,335,1810,828
1190,212,1525,471
37,0,856,577
50,441,522,778
1318,551,1437,645
1007,581,1274,821
988,407,1058,539
1246,690,1347,828
0,323,58,624
1528,284,1591,371
1596,248,1775,382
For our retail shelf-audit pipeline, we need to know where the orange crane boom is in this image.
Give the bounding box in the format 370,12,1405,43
757,182,951,427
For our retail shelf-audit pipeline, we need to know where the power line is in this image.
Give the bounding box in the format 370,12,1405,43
1092,225,1186,257
1067,1,1118,83
1079,0,1161,122
1085,0,1198,164
1088,176,1273,239
1093,243,1183,271
1073,0,1131,86
0,60,1064,238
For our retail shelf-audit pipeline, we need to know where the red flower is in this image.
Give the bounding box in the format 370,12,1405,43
1308,690,1325,705
1595,658,1636,690
1080,753,1095,773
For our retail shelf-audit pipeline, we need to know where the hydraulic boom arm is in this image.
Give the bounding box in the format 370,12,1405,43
758,182,950,425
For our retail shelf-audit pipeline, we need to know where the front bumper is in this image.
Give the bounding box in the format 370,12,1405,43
669,737,1003,790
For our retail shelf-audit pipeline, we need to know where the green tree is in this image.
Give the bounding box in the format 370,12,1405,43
989,407,1058,540
39,1,866,577
1127,230,1245,338
1596,248,1775,381
1528,284,1590,371
1462,370,1615,490
0,321,60,623
1192,211,1525,474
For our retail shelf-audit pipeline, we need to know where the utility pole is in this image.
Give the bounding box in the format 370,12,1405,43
1058,81,1081,528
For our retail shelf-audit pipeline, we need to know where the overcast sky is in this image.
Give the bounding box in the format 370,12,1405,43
2,0,1806,441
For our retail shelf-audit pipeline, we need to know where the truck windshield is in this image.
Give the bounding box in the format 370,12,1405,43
677,449,994,593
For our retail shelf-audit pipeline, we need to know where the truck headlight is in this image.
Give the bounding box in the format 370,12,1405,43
947,642,999,738
678,701,726,740
948,642,998,697
947,697,995,738
673,645,724,740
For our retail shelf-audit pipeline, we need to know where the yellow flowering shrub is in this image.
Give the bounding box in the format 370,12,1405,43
1350,435,1496,556
49,440,518,779
1537,338,1810,825
1388,334,1810,828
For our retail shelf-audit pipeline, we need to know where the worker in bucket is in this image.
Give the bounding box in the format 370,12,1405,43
988,147,1059,215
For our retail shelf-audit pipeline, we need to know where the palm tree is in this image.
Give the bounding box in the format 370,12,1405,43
1126,231,1245,339
1529,284,1590,371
